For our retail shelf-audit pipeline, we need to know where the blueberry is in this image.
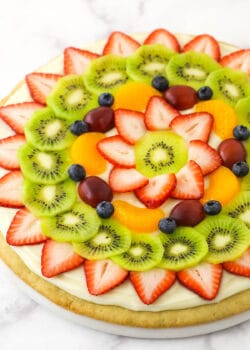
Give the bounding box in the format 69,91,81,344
98,93,114,107
152,75,169,92
96,201,114,218
70,120,89,135
158,218,176,233
233,125,250,141
232,161,249,177
68,164,86,181
204,200,222,215
197,86,213,100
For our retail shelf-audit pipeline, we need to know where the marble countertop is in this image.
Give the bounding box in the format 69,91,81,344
0,0,249,348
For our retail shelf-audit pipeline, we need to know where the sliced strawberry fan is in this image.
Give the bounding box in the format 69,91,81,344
103,31,140,57
0,171,24,208
0,135,26,170
144,28,180,52
64,47,100,75
220,49,250,75
183,34,221,61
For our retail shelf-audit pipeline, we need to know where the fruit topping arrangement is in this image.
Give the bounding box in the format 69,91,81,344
0,29,250,305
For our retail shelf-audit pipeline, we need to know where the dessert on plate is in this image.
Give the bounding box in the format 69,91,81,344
0,29,249,328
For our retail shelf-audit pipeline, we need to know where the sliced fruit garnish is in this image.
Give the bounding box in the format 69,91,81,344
103,31,140,56
97,135,135,168
130,268,176,304
170,112,213,143
84,259,128,295
183,34,221,61
177,263,223,300
144,28,180,52
114,109,146,145
188,140,222,175
41,239,84,278
220,49,250,75
171,160,204,200
0,135,26,170
223,192,250,229
6,208,46,246
109,167,148,192
135,173,176,208
144,96,180,130
223,248,250,277
0,102,43,134
26,73,63,105
113,200,164,233
0,171,23,208
64,47,100,75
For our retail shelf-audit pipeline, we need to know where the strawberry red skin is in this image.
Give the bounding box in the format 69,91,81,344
115,109,146,144
220,49,250,75
64,47,100,75
130,268,176,304
223,248,250,277
103,31,140,57
177,263,223,300
144,28,180,52
6,208,46,246
0,171,24,208
109,167,148,193
0,135,26,170
183,34,221,61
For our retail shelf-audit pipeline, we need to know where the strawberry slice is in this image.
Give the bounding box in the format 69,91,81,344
145,96,180,130
170,112,213,143
25,73,63,105
188,140,222,175
0,135,26,170
171,160,204,199
220,49,250,75
0,171,23,208
64,47,100,75
183,34,221,61
103,31,140,57
177,263,223,300
109,167,148,192
223,248,250,277
41,239,84,278
0,102,43,134
115,109,146,144
97,135,135,168
135,174,176,208
84,259,128,295
6,208,46,246
144,28,180,52
130,268,176,304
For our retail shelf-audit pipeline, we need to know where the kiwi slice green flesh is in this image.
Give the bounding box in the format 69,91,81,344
22,179,76,217
158,227,208,271
127,44,176,84
46,75,98,120
235,96,250,128
18,144,71,184
195,215,249,264
111,233,164,272
223,191,250,229
24,107,76,151
205,68,250,107
166,51,220,90
135,131,188,178
83,55,129,94
73,218,131,259
41,202,101,243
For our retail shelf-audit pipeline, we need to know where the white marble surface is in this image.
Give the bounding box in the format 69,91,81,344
0,0,249,348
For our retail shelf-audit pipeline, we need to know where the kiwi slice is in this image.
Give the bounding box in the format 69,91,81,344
24,108,76,151
223,191,250,229
127,44,176,84
195,215,249,263
18,144,71,184
166,51,220,90
111,233,164,271
205,68,250,106
47,75,98,120
235,96,250,128
22,179,76,217
41,202,101,243
158,227,208,271
73,218,131,259
135,131,188,178
83,55,129,94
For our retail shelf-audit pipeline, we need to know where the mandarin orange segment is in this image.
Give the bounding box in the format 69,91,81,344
195,100,238,139
201,166,240,205
113,82,161,112
70,132,107,175
113,200,165,233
